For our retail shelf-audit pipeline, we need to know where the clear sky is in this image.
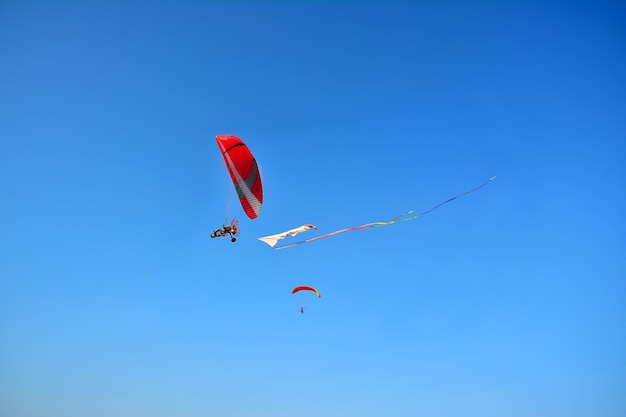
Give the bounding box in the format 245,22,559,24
1,1,625,416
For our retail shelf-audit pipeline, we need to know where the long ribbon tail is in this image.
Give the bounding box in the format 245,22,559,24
274,176,495,250
417,176,495,217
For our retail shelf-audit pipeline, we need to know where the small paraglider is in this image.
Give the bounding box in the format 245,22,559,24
210,218,240,242
292,286,321,314
213,135,264,242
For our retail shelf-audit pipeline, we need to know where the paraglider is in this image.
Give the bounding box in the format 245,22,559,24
213,135,263,242
268,177,496,250
292,285,321,314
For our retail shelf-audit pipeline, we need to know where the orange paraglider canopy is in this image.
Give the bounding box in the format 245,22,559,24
291,286,321,298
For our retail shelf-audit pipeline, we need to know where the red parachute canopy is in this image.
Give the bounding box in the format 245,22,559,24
216,135,263,219
291,286,321,298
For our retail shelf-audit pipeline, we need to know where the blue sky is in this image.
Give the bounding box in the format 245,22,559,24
1,1,625,416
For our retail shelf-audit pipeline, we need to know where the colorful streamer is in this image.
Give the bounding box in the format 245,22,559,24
273,176,496,250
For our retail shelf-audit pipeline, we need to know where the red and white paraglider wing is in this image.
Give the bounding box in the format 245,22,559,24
215,135,263,219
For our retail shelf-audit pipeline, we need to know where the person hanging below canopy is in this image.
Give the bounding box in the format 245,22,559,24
211,219,240,242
